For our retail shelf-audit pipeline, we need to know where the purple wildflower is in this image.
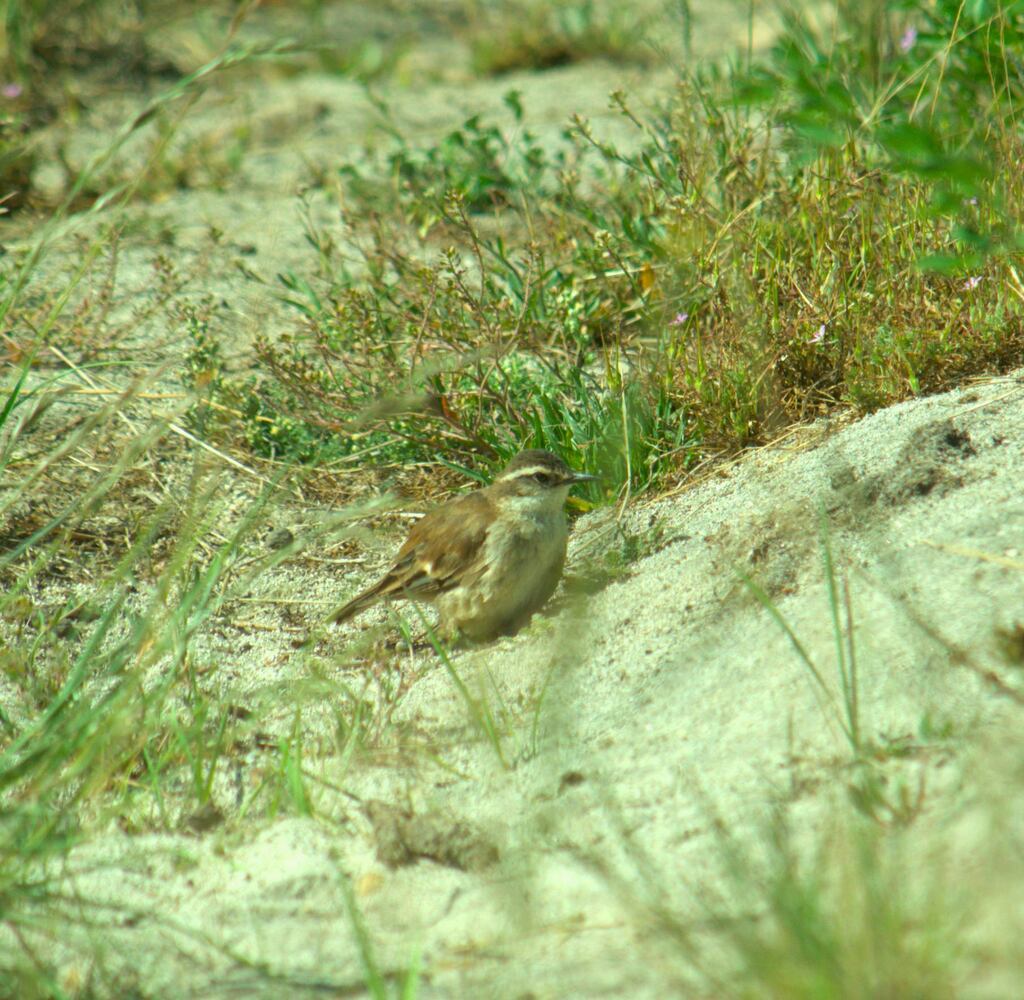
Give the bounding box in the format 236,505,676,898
899,27,917,54
963,276,982,291
670,312,689,326
809,323,826,345
2,83,22,99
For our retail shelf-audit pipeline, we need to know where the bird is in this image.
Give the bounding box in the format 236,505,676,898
329,449,596,642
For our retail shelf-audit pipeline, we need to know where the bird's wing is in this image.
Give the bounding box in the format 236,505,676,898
329,492,491,625
371,491,492,600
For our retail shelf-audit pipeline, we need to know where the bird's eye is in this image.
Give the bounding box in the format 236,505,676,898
532,472,553,485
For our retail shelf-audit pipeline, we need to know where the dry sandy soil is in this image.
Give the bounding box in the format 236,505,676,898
2,2,1023,997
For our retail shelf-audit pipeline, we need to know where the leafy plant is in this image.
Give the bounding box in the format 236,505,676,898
340,90,558,232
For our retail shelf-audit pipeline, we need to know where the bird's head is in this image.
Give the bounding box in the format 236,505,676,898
491,449,596,512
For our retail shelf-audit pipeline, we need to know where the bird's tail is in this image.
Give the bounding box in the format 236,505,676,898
328,585,383,626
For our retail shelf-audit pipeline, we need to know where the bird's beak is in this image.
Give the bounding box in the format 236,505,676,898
567,471,598,485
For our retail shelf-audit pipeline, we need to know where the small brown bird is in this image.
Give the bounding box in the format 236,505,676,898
330,450,595,642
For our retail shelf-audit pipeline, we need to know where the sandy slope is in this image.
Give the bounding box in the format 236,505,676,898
19,369,1023,998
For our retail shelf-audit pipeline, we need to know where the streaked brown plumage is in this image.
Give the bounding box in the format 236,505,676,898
330,450,595,641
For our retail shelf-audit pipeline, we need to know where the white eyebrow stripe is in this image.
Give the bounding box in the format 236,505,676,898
503,466,554,479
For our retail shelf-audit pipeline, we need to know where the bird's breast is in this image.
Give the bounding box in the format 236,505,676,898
435,506,570,640
476,511,567,606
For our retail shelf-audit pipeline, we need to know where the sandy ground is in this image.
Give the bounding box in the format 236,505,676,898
3,2,1024,997
16,367,1024,999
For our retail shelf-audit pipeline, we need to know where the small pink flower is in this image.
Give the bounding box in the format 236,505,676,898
963,276,982,291
899,27,917,53
809,323,826,344
2,83,22,99
670,312,689,326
